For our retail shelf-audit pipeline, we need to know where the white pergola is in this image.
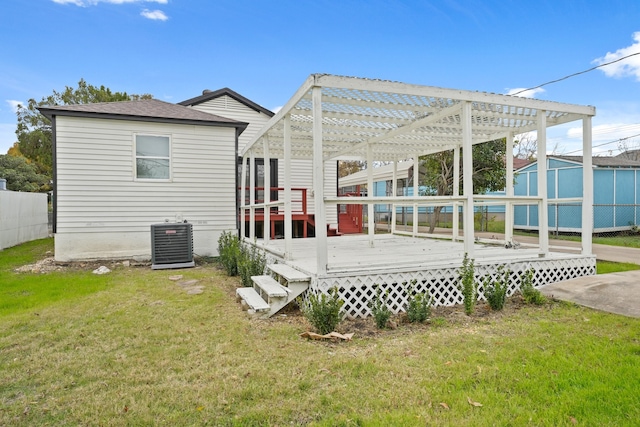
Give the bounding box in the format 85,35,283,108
240,74,595,275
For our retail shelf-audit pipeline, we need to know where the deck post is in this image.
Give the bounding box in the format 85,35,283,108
367,144,375,247
391,159,398,234
283,114,293,259
462,101,474,256
263,136,271,243
582,116,593,255
249,149,256,241
312,85,328,275
537,112,549,255
240,155,247,240
452,146,460,241
505,132,514,244
413,153,419,237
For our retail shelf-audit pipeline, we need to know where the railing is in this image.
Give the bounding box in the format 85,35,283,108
240,187,308,216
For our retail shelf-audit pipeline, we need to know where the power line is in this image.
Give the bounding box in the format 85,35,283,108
511,51,640,96
563,132,640,155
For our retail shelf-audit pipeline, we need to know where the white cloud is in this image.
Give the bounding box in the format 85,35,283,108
271,106,283,114
593,32,640,80
52,0,167,7
6,100,24,113
141,8,168,20
505,87,545,98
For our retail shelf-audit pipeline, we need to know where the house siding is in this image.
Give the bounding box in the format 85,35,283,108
514,159,640,232
54,116,237,261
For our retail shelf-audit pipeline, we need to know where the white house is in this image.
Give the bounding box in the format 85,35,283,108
39,99,248,261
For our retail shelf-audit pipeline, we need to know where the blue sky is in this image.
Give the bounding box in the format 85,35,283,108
2,0,640,156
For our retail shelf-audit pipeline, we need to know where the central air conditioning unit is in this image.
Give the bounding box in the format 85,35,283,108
151,222,195,270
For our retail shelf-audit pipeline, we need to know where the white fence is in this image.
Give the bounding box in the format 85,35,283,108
0,190,49,250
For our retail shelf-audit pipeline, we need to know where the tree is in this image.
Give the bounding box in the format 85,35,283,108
15,79,152,176
0,154,51,192
420,138,507,233
514,133,537,160
338,160,365,178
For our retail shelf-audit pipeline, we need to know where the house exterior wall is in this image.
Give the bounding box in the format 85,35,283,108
0,190,49,250
54,116,237,261
190,95,338,227
514,159,639,232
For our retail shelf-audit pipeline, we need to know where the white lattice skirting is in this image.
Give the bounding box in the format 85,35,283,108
306,257,596,319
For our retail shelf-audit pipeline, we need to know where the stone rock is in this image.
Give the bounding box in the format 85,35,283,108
92,266,111,275
168,275,183,281
177,279,198,288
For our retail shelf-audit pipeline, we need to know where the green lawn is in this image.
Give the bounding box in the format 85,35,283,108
1,239,639,426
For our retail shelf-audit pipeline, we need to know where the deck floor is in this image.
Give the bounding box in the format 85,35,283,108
257,233,591,277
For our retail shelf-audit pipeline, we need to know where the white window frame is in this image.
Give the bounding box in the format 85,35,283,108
134,133,172,181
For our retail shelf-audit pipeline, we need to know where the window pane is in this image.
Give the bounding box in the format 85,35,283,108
136,135,170,157
137,158,169,179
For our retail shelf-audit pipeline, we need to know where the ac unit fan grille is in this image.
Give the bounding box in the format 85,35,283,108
151,223,195,269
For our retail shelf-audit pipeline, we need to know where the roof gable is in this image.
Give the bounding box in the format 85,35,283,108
179,88,274,117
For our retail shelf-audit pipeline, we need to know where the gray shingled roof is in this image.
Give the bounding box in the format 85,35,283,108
179,87,274,117
552,155,640,168
38,98,247,130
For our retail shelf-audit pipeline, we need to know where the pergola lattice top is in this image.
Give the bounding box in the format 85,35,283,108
241,74,595,161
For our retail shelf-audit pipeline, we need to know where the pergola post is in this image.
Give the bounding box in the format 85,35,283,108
263,136,271,243
249,149,256,241
367,144,375,247
283,114,293,259
240,155,247,240
452,146,460,241
391,159,398,234
462,102,475,256
582,116,593,255
412,153,419,237
312,86,328,275
505,132,514,244
537,112,549,255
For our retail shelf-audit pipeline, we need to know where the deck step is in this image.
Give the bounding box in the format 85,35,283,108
236,287,270,312
251,275,289,298
267,264,311,283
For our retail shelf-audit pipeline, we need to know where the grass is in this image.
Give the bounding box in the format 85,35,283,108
1,239,639,426
597,260,640,274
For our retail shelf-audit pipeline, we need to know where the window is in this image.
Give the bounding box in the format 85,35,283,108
135,135,170,180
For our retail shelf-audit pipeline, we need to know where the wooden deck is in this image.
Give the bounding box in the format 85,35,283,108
251,233,596,318
257,233,592,276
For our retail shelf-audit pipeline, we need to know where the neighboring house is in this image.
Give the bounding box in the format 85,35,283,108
40,89,339,261
514,155,640,232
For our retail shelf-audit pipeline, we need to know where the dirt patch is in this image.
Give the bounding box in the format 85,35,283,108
14,257,150,274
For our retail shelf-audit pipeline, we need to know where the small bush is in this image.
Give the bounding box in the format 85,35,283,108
217,231,241,276
458,253,477,315
520,269,547,305
484,265,509,311
238,244,266,287
303,288,344,335
405,280,432,323
369,286,392,329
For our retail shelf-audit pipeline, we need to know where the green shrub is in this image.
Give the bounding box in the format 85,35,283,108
238,244,266,287
303,288,344,334
520,269,547,305
217,231,241,276
369,286,392,329
405,280,432,323
457,253,477,315
484,265,509,311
